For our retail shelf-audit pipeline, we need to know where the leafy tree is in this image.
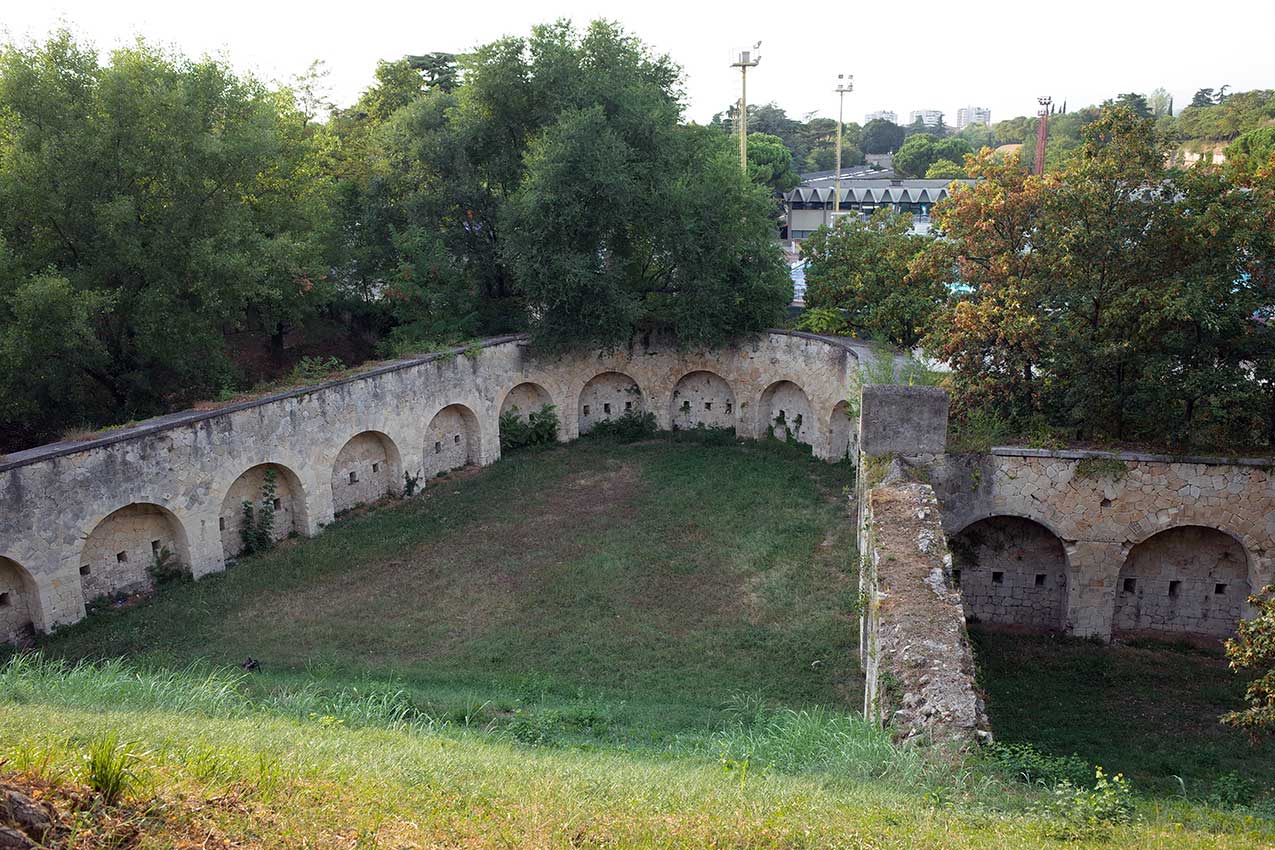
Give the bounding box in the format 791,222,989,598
925,159,966,179
895,134,972,178
1111,92,1151,119
1177,89,1275,140
921,106,1275,446
800,209,943,348
1222,586,1275,736
861,119,904,154
496,26,790,352
0,32,331,445
1148,87,1172,117
746,132,800,192
406,52,459,93
1225,126,1275,178
1191,88,1217,108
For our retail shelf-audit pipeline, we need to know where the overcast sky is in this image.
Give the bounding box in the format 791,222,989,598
6,0,1272,126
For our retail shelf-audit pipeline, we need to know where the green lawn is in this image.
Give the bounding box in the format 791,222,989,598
36,435,860,743
973,628,1275,798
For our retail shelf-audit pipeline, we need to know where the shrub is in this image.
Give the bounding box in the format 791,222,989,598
239,469,278,555
1207,770,1258,809
289,355,344,383
1038,767,1134,840
947,407,1013,454
587,410,657,441
147,546,188,585
499,404,559,452
982,742,1093,788
1075,457,1129,481
792,306,849,336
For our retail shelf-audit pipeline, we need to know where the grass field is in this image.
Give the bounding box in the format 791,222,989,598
2,435,1273,848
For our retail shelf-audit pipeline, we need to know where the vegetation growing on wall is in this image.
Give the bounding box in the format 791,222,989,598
499,404,559,451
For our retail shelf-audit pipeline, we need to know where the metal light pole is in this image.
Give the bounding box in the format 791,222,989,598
834,74,854,218
731,43,761,173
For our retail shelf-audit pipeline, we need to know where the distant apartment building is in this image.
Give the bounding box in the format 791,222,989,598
908,109,944,129
865,110,897,124
956,106,992,129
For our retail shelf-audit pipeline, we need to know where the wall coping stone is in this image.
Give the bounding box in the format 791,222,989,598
989,446,1275,468
0,330,861,475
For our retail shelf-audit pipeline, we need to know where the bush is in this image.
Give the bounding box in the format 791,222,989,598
1038,767,1134,840
499,404,559,452
289,356,344,383
147,546,188,585
1207,770,1258,809
587,410,657,441
982,742,1094,788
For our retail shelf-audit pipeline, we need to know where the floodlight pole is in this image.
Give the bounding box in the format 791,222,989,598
834,74,854,217
731,44,761,174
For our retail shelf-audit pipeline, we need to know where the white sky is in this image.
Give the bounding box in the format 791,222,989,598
4,0,1272,126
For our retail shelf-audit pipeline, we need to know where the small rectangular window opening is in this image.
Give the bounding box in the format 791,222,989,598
1035,573,1046,587
0,592,9,607
219,517,226,531
1214,583,1228,595
991,571,1004,585
151,540,161,555
371,462,379,474
116,551,128,564
952,568,961,587
80,565,91,577
603,403,612,415
1168,580,1181,598
624,401,633,411
272,498,282,511
349,471,358,484
583,404,590,416
1122,577,1136,594
434,441,442,454
725,402,733,414
454,434,461,444
704,402,712,411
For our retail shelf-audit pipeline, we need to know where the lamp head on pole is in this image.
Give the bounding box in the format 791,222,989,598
835,73,854,94
731,42,762,68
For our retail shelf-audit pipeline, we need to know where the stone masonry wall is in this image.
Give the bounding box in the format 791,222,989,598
932,449,1275,640
0,331,859,638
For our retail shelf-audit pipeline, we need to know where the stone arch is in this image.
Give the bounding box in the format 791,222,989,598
578,372,644,435
219,463,308,560
759,380,815,446
79,503,192,601
331,431,402,514
0,556,37,645
669,370,736,431
948,515,1069,630
1114,525,1250,639
423,404,481,479
829,400,857,462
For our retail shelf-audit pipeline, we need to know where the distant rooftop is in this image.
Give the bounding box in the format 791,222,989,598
784,177,976,206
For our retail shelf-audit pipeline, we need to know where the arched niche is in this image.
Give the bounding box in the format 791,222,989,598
424,404,481,479
0,557,36,645
829,400,857,462
670,371,736,431
80,503,191,600
331,431,403,514
500,382,554,422
578,372,643,435
1113,525,1249,639
219,463,307,560
948,515,1069,630
759,380,814,446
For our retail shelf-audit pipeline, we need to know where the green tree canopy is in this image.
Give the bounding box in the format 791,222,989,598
861,119,905,154
800,209,943,348
746,132,800,191
0,32,331,445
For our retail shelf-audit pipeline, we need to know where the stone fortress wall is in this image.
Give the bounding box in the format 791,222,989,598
0,332,859,641
932,449,1275,640
2,330,1273,649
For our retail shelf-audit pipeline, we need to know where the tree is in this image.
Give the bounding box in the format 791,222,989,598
861,119,905,154
921,105,1275,446
406,52,459,93
1225,126,1275,178
1191,88,1216,108
1222,586,1275,736
492,24,790,353
746,132,800,192
925,159,966,179
1111,92,1151,119
1148,87,1172,117
800,209,944,348
895,135,972,178
0,32,331,445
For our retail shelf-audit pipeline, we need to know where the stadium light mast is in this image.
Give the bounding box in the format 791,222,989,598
834,74,854,216
731,43,762,173
1034,96,1052,176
